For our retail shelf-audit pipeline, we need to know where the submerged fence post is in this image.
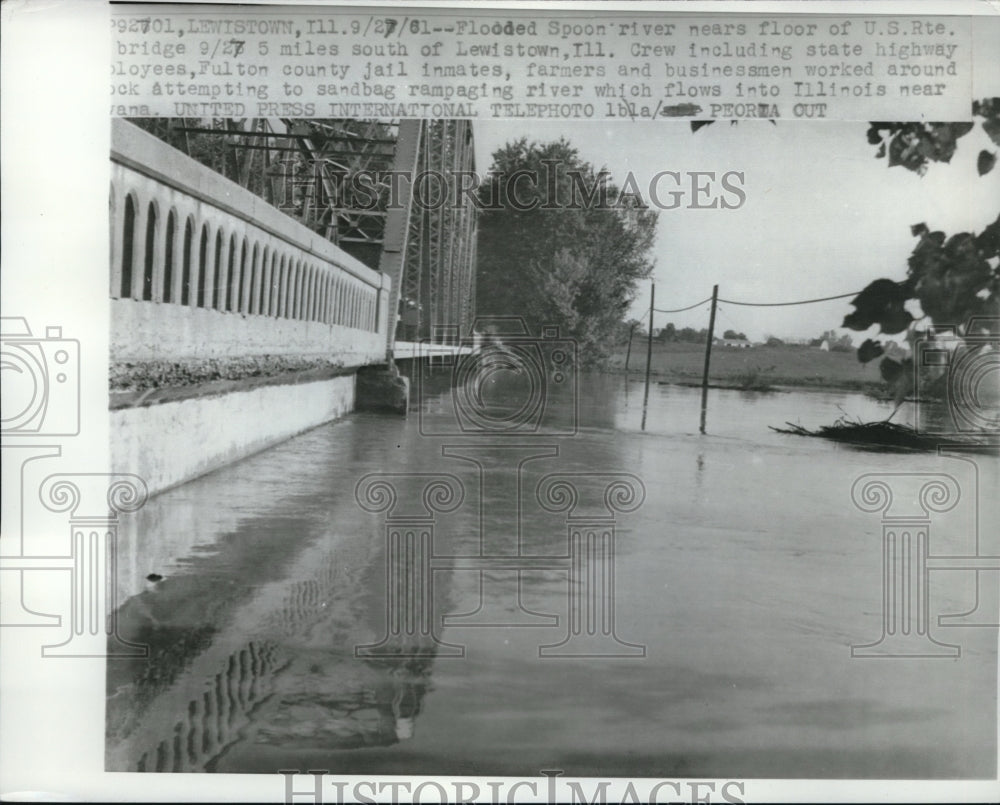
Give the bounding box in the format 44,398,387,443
641,283,655,430
699,284,719,435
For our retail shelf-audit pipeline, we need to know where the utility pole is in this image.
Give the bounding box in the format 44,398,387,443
624,321,637,373
699,284,719,435
642,283,655,430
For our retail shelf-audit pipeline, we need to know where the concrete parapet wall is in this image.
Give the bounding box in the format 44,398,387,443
111,373,355,497
110,118,387,286
112,298,383,364
107,122,401,497
110,119,392,359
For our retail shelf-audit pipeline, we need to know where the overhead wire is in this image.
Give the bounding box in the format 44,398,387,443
652,296,713,314
716,291,861,307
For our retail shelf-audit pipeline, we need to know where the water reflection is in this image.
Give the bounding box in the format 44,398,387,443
108,501,443,771
695,452,706,492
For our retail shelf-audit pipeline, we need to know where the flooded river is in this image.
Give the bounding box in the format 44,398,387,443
107,373,997,778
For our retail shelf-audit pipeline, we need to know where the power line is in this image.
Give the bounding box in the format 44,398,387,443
651,290,860,315
653,296,713,314
717,291,861,307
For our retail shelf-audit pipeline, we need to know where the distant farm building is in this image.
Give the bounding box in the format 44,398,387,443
717,338,751,348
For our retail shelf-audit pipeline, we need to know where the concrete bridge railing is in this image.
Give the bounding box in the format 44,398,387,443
110,119,391,364
109,120,398,497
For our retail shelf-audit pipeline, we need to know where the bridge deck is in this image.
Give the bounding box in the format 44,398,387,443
393,341,478,360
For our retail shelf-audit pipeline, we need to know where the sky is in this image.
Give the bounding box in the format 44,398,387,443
470,20,1000,344
472,117,999,343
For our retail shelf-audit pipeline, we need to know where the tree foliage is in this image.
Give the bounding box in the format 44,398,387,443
810,330,853,351
866,98,1000,176
658,323,708,343
475,138,658,365
843,98,1000,400
844,215,1000,396
693,98,1000,403
615,318,644,344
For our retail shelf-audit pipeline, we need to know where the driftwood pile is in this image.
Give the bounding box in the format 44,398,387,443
771,416,998,453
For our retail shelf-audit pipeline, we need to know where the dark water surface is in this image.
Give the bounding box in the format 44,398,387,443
107,374,997,777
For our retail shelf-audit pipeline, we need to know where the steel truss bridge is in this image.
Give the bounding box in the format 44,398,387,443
140,117,478,357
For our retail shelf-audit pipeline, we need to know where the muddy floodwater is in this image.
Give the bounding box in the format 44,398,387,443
107,373,997,777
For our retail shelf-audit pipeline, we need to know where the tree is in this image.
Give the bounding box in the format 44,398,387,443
475,138,659,366
811,330,853,351
865,99,999,177
842,99,1000,401
676,326,707,343
722,329,747,340
658,322,677,342
694,99,1000,403
693,99,998,177
833,333,854,353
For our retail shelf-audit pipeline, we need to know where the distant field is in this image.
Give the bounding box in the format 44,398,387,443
607,342,884,392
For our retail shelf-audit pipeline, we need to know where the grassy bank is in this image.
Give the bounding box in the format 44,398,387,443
606,342,886,394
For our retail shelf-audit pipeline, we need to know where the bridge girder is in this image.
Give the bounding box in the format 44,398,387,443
145,116,478,359
387,119,478,353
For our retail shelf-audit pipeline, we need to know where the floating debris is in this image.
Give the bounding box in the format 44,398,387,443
770,416,998,453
